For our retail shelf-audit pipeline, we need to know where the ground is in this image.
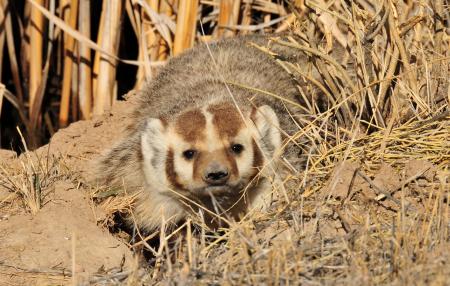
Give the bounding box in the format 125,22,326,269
0,95,449,285
0,99,135,285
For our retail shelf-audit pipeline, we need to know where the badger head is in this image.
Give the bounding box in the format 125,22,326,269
140,101,281,213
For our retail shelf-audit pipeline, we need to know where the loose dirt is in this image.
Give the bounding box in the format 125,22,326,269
0,96,137,285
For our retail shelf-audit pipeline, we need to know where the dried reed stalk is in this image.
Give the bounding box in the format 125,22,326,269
275,13,296,33
93,0,123,115
129,2,145,90
173,0,199,55
78,0,92,120
0,4,5,81
59,0,79,127
242,0,285,15
92,0,105,99
71,41,78,121
217,0,241,37
157,0,175,60
21,1,31,90
124,0,139,37
263,8,271,33
146,0,161,61
60,0,71,21
240,1,253,35
59,0,71,75
0,85,3,120
135,0,160,89
29,0,45,113
2,0,24,102
29,0,57,135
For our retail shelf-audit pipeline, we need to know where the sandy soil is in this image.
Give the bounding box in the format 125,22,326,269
0,97,137,285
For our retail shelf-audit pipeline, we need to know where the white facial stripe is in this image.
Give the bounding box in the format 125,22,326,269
203,106,223,152
141,118,169,192
232,128,255,178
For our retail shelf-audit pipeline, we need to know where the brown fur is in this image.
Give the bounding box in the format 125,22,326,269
192,149,239,183
207,102,245,139
95,34,331,232
224,148,240,178
252,140,264,170
165,148,185,191
174,109,206,143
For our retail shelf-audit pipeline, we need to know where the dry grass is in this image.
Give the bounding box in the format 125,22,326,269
86,1,449,285
0,130,68,214
108,116,449,285
0,0,449,285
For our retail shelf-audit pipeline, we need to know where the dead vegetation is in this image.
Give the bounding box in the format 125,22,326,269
94,1,449,285
0,129,70,215
0,0,449,285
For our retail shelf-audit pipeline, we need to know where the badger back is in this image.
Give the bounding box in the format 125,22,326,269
132,35,305,135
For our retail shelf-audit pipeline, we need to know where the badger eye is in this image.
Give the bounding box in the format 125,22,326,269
231,144,244,154
182,149,197,160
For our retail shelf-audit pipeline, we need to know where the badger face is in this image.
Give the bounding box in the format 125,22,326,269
141,102,281,202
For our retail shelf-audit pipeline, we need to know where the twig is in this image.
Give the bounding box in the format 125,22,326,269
355,169,401,206
413,110,449,129
364,4,389,43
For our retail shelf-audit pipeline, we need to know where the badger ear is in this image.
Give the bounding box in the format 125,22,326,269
251,105,282,157
141,118,167,174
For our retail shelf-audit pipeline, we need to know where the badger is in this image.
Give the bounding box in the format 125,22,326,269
96,35,312,232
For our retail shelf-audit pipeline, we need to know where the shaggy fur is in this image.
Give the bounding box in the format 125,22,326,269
96,35,313,232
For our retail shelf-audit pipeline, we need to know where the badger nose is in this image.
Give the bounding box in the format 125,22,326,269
203,164,229,185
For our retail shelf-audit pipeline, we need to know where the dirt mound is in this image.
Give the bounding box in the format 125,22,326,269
34,98,135,174
0,97,137,285
0,181,132,285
